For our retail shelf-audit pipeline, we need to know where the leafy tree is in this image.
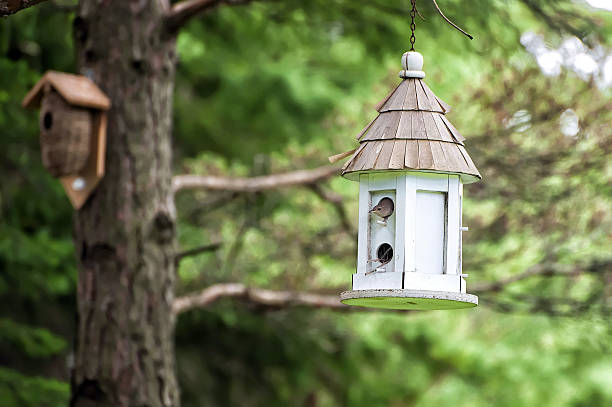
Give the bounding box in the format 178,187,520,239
0,1,610,406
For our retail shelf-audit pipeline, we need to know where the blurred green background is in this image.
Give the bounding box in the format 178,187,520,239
1,0,611,406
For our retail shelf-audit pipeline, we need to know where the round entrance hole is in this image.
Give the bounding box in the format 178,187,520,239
377,243,393,263
43,112,53,130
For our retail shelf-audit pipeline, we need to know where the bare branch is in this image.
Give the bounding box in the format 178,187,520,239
172,165,339,194
176,242,222,263
173,283,349,314
165,0,254,32
0,0,47,16
471,258,611,293
174,259,612,315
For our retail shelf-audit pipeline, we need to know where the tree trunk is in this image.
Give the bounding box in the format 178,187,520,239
71,1,179,406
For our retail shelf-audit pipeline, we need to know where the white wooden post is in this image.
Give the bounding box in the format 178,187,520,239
446,175,460,275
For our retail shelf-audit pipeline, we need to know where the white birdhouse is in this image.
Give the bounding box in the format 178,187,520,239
338,51,481,310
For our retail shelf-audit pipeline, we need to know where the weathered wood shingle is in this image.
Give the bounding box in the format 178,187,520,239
342,77,480,183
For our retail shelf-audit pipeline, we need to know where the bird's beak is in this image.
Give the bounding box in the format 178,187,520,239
368,208,374,213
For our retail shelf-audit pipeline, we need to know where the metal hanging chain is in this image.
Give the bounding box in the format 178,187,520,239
409,0,417,50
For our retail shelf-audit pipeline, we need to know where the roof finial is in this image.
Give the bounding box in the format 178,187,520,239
400,51,425,79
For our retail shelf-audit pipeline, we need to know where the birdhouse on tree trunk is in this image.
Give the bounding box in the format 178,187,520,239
338,51,481,310
22,71,110,209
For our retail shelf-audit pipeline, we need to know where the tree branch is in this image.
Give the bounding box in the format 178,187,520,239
172,165,339,194
165,0,255,32
173,283,349,314
0,0,47,16
471,258,611,293
174,259,612,315
176,242,222,264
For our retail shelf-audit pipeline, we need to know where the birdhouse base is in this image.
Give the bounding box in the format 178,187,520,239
340,289,478,310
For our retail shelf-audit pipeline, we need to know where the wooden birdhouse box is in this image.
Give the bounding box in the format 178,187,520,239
22,71,110,209
338,51,481,310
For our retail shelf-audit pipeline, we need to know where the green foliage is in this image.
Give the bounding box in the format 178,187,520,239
0,3,77,404
0,319,66,358
1,0,611,406
0,367,68,407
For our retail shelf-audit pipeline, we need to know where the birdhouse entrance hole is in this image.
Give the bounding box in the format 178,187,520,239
43,112,53,129
377,243,393,263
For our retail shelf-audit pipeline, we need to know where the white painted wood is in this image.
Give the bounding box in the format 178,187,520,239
394,174,406,277
459,181,464,276
352,171,471,295
356,174,370,274
368,172,397,191
353,271,403,290
415,191,446,274
368,190,396,273
403,273,462,293
415,172,449,192
403,175,417,272
446,175,460,275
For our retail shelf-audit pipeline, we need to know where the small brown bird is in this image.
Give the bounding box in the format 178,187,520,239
369,197,394,221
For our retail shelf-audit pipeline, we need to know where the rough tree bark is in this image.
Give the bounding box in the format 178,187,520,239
71,1,179,406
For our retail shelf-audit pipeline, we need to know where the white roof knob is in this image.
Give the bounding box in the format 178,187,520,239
400,51,425,79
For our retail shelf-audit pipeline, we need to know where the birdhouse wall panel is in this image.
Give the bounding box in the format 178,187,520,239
356,175,370,275
415,172,449,192
403,274,463,293
368,173,397,190
353,270,404,291
368,190,396,274
400,175,416,273
459,182,464,276
415,191,447,274
39,91,93,177
446,176,461,275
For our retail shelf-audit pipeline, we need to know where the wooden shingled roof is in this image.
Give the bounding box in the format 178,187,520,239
22,71,111,111
342,76,480,183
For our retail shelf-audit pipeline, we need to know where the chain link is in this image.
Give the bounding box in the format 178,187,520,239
409,0,417,50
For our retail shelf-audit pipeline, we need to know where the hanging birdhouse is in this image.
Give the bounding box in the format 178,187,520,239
336,51,481,310
22,71,110,209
